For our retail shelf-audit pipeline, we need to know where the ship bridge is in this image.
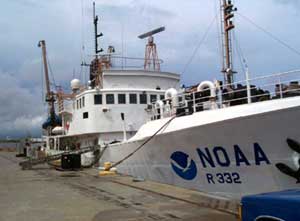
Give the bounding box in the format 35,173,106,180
102,69,180,90
49,68,180,151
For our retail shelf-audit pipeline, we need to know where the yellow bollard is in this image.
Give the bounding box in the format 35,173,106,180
104,162,112,171
99,162,117,176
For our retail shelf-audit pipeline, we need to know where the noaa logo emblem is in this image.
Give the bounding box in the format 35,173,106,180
170,151,197,180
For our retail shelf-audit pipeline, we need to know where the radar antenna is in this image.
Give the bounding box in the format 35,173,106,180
138,27,165,71
89,2,105,88
220,0,237,88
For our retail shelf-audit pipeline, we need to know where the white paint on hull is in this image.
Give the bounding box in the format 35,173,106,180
101,97,300,199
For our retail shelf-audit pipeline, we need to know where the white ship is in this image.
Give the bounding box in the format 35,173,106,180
41,1,300,199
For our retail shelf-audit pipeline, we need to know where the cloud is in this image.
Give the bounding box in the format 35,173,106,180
13,115,44,134
274,0,300,6
1,0,300,138
0,70,46,138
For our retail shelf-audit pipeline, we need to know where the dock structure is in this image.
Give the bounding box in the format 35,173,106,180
18,145,100,169
0,152,238,221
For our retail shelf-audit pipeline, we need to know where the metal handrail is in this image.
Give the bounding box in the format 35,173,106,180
220,69,300,89
89,54,164,70
150,69,300,119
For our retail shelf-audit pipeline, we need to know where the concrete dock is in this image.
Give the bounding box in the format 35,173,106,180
0,152,238,221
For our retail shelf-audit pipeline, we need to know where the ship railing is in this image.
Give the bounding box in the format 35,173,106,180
150,69,300,119
191,69,300,108
92,54,164,71
231,69,299,100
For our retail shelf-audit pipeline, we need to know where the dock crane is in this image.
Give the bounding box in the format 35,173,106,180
20,41,98,170
38,40,61,135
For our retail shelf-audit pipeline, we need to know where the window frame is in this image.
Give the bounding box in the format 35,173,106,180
139,93,147,104
94,94,103,105
118,94,126,104
83,112,88,119
106,94,115,104
129,94,137,104
150,94,157,103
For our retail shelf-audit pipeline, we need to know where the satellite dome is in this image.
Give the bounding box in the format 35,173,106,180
71,79,81,90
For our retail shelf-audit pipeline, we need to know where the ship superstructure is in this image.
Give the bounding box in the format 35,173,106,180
41,3,180,166
40,1,300,198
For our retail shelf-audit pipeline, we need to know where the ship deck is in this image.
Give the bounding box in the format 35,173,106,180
0,151,238,221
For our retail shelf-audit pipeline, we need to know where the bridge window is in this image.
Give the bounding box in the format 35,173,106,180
118,94,126,104
49,138,54,150
129,94,137,104
79,98,82,109
140,93,147,104
83,112,88,119
82,96,85,107
106,94,115,104
94,94,102,105
76,100,79,109
150,94,157,103
160,95,165,100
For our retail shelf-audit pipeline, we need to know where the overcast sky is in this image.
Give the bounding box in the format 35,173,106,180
0,0,300,138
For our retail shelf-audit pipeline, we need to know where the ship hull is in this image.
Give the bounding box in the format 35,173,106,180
101,97,300,198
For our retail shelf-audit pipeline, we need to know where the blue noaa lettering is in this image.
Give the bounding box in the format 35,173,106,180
196,143,271,168
170,142,271,182
196,148,215,168
254,143,271,165
234,145,250,166
213,146,230,167
170,151,197,180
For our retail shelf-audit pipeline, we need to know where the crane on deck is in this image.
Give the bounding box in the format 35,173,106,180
38,40,61,135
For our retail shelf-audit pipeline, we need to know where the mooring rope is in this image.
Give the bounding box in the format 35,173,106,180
107,114,180,171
